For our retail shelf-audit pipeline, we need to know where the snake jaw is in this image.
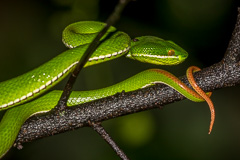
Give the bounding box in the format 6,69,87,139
179,54,188,63
126,53,187,65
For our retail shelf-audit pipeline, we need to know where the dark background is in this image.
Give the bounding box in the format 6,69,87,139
0,0,240,159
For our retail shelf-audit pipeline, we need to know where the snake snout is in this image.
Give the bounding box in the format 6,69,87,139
179,54,188,62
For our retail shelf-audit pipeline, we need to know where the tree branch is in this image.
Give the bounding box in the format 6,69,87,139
14,7,240,151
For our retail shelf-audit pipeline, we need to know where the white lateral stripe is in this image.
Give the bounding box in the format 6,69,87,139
0,61,79,109
63,69,68,74
58,72,63,78
20,95,27,101
112,52,118,56
52,76,58,82
40,85,46,90
27,92,33,97
141,84,153,89
7,101,13,106
33,88,40,94
14,99,20,103
133,54,179,59
46,80,52,86
88,47,130,62
105,54,111,58
1,104,7,108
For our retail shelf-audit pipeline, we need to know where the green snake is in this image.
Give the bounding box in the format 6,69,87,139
0,21,213,158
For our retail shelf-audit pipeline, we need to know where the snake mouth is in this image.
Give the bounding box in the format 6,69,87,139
178,54,188,62
126,53,188,65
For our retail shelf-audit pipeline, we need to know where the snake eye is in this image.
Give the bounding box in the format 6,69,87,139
168,49,175,56
132,38,139,42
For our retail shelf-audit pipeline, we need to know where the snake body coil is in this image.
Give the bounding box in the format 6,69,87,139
0,21,191,158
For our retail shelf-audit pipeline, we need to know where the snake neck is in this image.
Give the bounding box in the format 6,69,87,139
0,31,131,111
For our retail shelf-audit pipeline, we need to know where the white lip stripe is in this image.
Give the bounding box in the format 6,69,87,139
0,61,79,109
133,54,179,59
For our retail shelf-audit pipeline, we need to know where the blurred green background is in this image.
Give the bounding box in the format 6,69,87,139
0,0,240,159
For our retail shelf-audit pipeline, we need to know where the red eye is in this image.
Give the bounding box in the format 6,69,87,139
168,49,175,56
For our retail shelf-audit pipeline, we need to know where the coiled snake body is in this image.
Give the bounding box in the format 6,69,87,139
0,21,214,158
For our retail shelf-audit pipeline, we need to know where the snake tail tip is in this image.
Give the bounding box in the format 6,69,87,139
208,127,213,134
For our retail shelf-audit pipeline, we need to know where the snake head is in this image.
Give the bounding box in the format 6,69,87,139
127,36,188,65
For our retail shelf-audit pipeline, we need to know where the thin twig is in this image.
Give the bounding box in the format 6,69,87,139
55,0,132,111
89,122,129,160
